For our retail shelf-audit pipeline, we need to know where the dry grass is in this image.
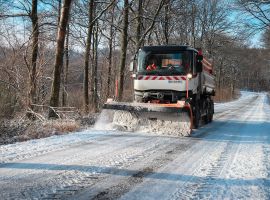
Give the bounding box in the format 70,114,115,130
25,119,80,140
44,120,80,134
0,118,82,144
0,107,100,145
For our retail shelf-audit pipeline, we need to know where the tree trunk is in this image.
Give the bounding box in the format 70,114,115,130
62,23,69,106
218,59,223,101
117,0,129,101
106,4,115,99
163,0,169,44
57,0,62,25
83,0,94,113
200,1,207,49
58,0,67,107
191,2,196,47
28,0,39,118
135,0,143,52
48,0,73,118
93,23,98,111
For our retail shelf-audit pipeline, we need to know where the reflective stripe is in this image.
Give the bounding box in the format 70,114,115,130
145,76,150,80
136,76,187,80
159,77,165,80
138,75,143,80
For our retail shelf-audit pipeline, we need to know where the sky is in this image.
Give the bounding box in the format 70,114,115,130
227,7,263,47
1,0,267,49
228,1,270,48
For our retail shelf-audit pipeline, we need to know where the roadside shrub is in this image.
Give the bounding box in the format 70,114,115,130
44,119,80,133
0,85,19,119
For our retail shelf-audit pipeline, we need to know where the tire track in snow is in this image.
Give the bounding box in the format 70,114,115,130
0,135,190,200
1,92,266,200
72,139,194,200
120,93,260,200
190,95,265,199
191,141,238,199
262,94,270,199
44,93,262,197
192,95,258,139
189,94,270,200
44,138,170,199
0,134,151,180
168,137,241,200
0,131,115,164
86,99,257,200
262,145,270,200
0,135,158,199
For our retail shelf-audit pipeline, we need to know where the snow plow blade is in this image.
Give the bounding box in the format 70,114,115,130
97,99,193,136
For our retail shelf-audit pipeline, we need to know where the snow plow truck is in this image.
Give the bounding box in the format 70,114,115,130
102,45,215,136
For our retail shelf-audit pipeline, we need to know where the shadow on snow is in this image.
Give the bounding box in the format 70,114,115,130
0,162,269,187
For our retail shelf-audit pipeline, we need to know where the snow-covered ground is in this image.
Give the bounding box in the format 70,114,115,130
0,91,270,199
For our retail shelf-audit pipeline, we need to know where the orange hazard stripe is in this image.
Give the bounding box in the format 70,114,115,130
137,76,187,80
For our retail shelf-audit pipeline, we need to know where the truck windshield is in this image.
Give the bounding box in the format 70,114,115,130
138,50,192,75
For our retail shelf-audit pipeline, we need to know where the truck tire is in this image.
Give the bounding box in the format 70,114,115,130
193,100,201,129
204,98,212,124
208,100,214,122
203,98,209,124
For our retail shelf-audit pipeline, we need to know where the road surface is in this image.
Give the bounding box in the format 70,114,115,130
0,91,270,199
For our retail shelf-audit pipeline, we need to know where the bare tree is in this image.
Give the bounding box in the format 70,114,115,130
117,0,129,101
1,0,269,119
135,0,143,50
48,0,73,118
237,0,270,30
28,0,39,117
106,3,116,99
82,0,116,112
83,0,95,113
0,0,40,117
163,0,170,44
62,23,69,106
134,0,165,51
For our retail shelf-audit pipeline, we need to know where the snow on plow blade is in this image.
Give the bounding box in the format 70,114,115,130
99,100,193,136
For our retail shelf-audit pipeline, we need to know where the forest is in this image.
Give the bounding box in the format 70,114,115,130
0,0,270,119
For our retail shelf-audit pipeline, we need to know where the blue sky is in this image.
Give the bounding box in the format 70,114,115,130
228,1,269,48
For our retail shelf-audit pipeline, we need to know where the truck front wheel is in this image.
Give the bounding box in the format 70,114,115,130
193,100,201,129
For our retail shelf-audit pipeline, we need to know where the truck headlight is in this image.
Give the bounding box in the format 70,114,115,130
187,73,192,80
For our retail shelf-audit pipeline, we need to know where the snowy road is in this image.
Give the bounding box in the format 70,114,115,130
0,91,270,200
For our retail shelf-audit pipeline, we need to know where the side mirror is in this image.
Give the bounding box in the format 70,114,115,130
196,62,202,73
197,55,203,61
129,61,134,72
